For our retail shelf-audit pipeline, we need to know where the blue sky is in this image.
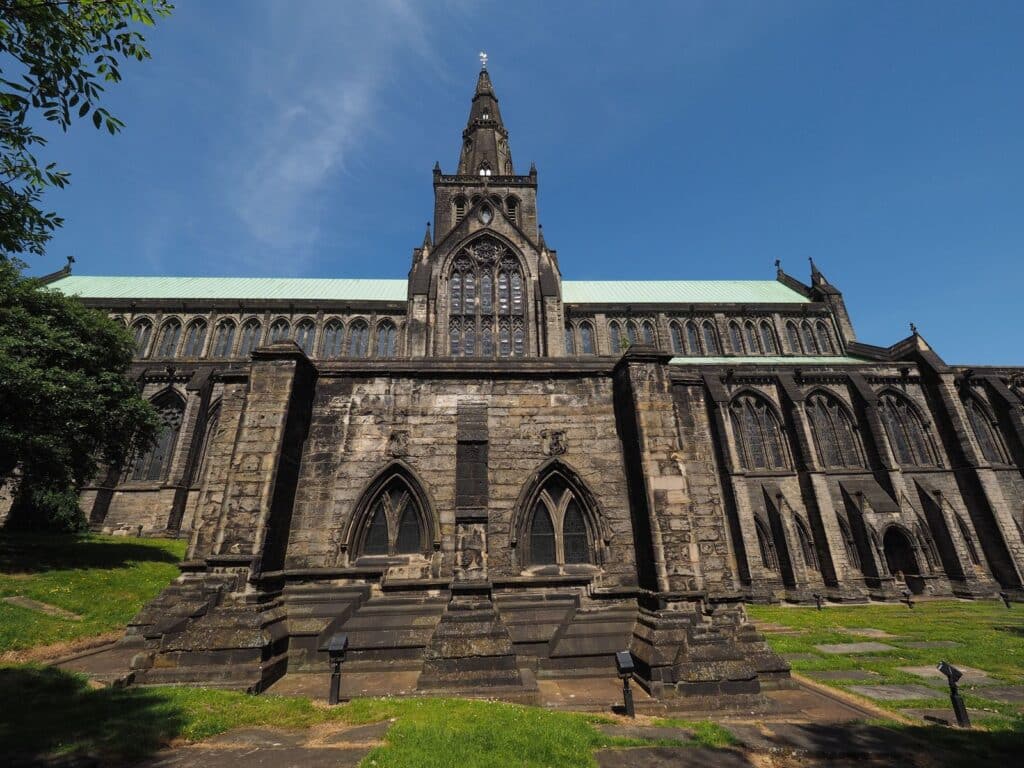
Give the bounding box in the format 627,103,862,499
30,1,1024,364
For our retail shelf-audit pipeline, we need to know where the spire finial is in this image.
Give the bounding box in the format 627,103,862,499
910,322,918,336
479,51,488,70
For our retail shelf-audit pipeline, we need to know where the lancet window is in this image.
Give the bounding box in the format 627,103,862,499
359,476,427,557
527,474,593,566
131,319,153,357
182,320,207,357
669,321,684,354
155,319,181,358
295,320,316,355
321,321,343,359
815,321,834,354
579,322,595,355
730,393,790,471
564,324,576,355
211,320,235,358
268,319,290,343
760,321,778,354
754,517,779,571
348,320,369,357
238,320,262,356
376,321,397,358
447,237,526,357
964,396,1007,464
128,391,184,483
744,321,761,354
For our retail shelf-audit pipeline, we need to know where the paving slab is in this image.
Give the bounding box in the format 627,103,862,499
727,722,915,758
898,665,998,686
975,685,1024,706
898,640,959,649
804,669,879,681
783,652,820,662
847,684,941,701
3,595,82,620
846,628,898,639
596,723,694,742
814,642,896,654
595,746,752,767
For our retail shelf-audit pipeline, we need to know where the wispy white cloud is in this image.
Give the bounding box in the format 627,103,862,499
225,0,452,270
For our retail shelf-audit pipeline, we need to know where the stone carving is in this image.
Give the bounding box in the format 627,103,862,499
455,522,487,581
542,428,568,456
387,429,409,457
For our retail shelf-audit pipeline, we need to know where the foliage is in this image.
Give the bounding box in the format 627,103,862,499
0,0,173,259
0,533,184,653
748,600,1024,728
0,261,160,528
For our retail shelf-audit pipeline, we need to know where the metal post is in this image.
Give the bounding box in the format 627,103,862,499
621,675,636,718
948,678,970,729
813,593,823,610
999,591,1011,609
329,658,342,705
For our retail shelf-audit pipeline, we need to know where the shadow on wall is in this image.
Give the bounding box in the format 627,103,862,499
0,666,186,765
0,533,180,574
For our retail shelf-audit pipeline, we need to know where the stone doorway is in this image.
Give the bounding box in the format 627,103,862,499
883,527,924,594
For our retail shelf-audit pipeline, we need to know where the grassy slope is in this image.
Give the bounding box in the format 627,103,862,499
0,533,186,653
748,600,1024,727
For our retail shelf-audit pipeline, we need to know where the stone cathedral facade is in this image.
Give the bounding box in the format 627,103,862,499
40,65,1024,697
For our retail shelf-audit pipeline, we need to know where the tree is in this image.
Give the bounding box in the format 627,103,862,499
0,259,159,528
1,0,173,260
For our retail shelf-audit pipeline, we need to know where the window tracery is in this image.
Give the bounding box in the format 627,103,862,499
348,320,369,357
579,322,595,355
238,320,262,357
131,319,152,357
358,475,427,557
211,320,235,358
564,323,576,355
815,321,834,354
669,321,684,355
760,321,778,354
182,320,207,357
729,321,745,354
786,321,802,354
702,321,720,355
321,321,343,359
964,395,1007,464
128,391,183,482
268,319,290,343
526,473,594,566
376,320,397,357
730,393,790,471
806,391,863,468
447,236,526,357
295,320,315,355
754,516,779,571
156,319,181,358
878,392,936,467
744,321,761,354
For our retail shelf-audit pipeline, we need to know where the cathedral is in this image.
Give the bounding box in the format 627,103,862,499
39,62,1024,698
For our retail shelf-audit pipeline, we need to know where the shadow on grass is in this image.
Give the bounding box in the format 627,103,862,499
0,666,185,765
0,533,180,574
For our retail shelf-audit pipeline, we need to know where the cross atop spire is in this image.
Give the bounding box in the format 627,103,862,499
479,51,488,70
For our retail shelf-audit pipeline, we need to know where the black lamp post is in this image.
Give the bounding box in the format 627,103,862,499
901,589,914,609
615,650,636,718
812,593,824,611
937,661,970,729
326,632,349,705
998,591,1012,609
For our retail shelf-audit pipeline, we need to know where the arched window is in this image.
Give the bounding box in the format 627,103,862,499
376,321,397,357
838,516,861,571
609,321,622,353
669,321,684,355
800,321,818,354
730,393,790,471
357,475,428,557
816,321,834,354
155,319,181,358
754,517,779,571
321,320,343,359
128,391,184,482
131,319,153,357
505,196,519,224
268,318,290,343
641,321,656,345
211,320,236,358
238,320,262,357
964,396,1007,464
448,237,525,357
580,322,595,355
181,320,207,357
348,320,369,357
879,392,935,467
702,321,720,355
760,321,778,354
295,320,315,355
955,513,981,566
453,195,467,224
729,321,745,354
564,324,576,355
805,392,863,468
685,321,701,354
786,321,802,354
795,517,819,571
744,321,761,354
625,321,639,346
526,472,594,566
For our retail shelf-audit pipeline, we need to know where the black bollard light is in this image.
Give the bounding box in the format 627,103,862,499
998,591,1012,609
326,632,349,705
901,589,914,609
813,593,824,611
937,660,971,729
615,650,636,718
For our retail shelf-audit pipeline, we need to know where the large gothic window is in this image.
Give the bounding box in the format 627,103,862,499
580,322,595,355
806,392,863,468
964,396,1007,464
730,393,790,471
878,392,936,467
182,320,207,357
295,320,316,355
448,236,526,357
211,320,236,358
128,392,184,482
321,320,344,359
357,475,428,557
131,319,152,357
376,321,397,357
526,473,594,566
348,320,369,357
238,320,262,357
155,319,181,358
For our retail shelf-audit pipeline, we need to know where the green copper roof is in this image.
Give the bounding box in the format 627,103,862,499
670,356,867,366
562,281,808,304
49,275,809,305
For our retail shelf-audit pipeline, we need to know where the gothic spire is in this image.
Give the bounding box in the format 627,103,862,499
457,54,513,176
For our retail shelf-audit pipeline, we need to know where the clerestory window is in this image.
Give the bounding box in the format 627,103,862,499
447,236,526,357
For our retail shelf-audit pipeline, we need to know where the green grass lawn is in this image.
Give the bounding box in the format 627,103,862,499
0,533,186,654
748,600,1024,729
